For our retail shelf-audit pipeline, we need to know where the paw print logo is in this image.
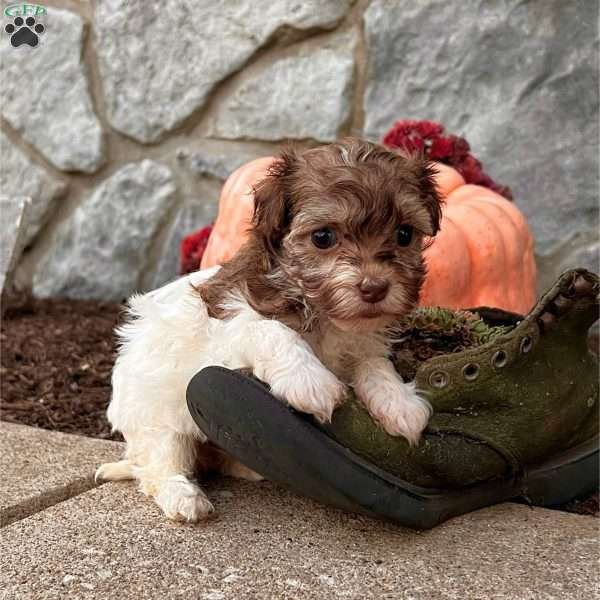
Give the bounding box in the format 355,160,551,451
4,16,45,47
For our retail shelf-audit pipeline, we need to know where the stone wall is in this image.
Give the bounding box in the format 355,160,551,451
1,0,598,302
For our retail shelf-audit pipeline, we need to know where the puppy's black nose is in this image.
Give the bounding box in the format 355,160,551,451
358,279,390,303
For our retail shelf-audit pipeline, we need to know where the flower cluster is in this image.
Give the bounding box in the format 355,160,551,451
180,225,213,275
382,120,513,199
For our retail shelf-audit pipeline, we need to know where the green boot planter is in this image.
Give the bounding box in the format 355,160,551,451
187,269,599,529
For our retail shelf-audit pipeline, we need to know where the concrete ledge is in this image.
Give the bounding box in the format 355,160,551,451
0,422,123,526
1,477,597,599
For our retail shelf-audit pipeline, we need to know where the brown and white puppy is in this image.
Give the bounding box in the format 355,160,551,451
97,139,442,522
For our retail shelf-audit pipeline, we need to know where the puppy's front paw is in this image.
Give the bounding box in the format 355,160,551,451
362,380,431,445
257,357,346,423
151,476,214,523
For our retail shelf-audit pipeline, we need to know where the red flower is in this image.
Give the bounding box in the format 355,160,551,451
382,119,512,200
450,136,470,162
457,154,483,183
415,120,443,138
180,225,213,275
429,136,455,160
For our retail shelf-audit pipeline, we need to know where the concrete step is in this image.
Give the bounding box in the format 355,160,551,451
1,475,597,599
0,422,122,526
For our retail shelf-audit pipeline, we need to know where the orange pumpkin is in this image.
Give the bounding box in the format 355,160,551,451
201,159,536,314
201,157,273,269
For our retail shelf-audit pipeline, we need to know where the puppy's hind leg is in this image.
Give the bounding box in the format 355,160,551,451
220,456,264,482
197,444,264,482
137,430,215,523
95,459,135,482
95,429,150,483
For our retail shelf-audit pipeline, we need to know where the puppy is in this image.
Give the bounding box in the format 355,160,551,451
97,138,442,522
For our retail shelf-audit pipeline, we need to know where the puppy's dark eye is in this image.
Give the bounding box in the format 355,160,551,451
395,224,413,247
311,228,337,249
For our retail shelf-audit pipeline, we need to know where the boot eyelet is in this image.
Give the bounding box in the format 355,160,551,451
520,336,533,354
462,363,480,381
429,371,449,389
492,350,508,368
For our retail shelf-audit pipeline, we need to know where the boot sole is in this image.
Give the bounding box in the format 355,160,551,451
187,366,599,529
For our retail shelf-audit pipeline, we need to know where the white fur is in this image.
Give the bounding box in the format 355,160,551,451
98,268,431,522
353,357,432,446
97,267,346,521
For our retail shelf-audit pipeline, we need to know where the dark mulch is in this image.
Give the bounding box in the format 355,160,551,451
561,493,600,517
1,296,123,441
0,297,597,516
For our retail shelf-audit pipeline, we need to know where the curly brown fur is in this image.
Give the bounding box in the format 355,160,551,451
199,138,442,334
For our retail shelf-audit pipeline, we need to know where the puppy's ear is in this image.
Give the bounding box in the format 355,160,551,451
411,156,443,237
252,149,298,253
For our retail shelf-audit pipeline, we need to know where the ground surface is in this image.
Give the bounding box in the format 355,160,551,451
2,422,598,600
1,297,598,516
1,297,122,440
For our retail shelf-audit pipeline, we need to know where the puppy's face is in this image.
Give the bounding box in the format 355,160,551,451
252,139,442,333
